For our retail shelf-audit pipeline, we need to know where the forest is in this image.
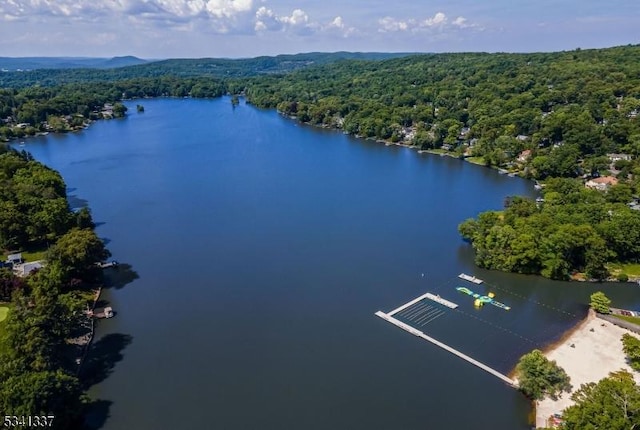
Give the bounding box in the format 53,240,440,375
2,45,640,279
0,147,111,429
459,180,640,280
240,46,640,279
0,52,410,88
1,44,640,427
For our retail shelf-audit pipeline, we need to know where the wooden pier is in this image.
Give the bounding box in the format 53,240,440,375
375,310,516,387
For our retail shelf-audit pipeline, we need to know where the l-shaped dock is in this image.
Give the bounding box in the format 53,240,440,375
376,292,517,388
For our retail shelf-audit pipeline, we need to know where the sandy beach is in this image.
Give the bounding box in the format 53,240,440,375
535,309,640,428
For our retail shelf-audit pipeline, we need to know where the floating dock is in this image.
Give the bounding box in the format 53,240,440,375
97,260,118,269
375,310,516,387
388,292,458,315
458,273,483,284
425,293,458,309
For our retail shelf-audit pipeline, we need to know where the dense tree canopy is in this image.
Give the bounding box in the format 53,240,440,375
0,148,72,249
0,147,109,428
48,228,110,283
515,349,571,401
562,370,640,430
458,183,640,280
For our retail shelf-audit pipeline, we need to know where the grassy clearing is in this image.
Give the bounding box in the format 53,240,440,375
0,303,12,341
466,156,487,166
2,246,48,263
612,314,640,325
607,263,640,277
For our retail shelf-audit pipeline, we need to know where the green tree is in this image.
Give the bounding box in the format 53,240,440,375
622,334,640,371
112,102,127,118
47,228,110,282
75,207,95,230
590,291,611,314
606,184,633,204
562,370,640,430
0,370,83,430
515,349,571,400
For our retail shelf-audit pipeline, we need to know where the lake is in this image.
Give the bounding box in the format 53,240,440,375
16,97,640,429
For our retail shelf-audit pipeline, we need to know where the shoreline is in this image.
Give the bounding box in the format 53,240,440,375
532,308,640,428
507,309,593,381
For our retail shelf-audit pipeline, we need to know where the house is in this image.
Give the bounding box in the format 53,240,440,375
585,176,619,191
14,261,44,277
517,150,532,163
607,153,632,162
6,253,23,265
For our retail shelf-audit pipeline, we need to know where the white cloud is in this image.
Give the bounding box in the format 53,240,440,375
0,1,347,37
254,8,356,37
378,12,476,33
378,16,410,32
424,12,447,27
328,16,344,29
255,6,281,31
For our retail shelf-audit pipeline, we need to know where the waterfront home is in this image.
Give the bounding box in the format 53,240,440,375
517,150,532,163
6,253,23,265
607,153,632,162
14,261,44,277
585,176,618,191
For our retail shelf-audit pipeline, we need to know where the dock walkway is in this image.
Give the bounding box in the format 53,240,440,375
375,310,516,387
425,293,458,309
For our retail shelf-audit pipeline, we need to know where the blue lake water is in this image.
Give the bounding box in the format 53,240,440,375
16,97,640,429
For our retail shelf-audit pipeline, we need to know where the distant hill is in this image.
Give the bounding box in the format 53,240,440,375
0,52,415,87
0,56,149,71
95,56,149,68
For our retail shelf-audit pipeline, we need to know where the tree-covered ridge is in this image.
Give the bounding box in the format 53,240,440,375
0,77,226,140
0,55,149,71
0,52,413,88
244,45,640,178
458,179,640,280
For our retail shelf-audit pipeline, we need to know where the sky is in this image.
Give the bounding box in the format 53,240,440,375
0,0,638,58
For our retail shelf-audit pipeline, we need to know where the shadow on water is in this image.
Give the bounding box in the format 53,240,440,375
81,333,133,389
95,298,111,308
100,237,112,246
80,333,133,430
94,221,106,228
79,262,137,429
68,194,89,209
83,399,113,430
103,264,139,290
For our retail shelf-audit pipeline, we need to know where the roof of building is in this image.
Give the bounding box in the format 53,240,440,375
589,176,619,185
